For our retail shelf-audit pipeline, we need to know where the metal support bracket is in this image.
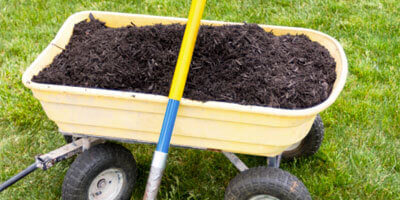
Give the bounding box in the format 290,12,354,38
36,137,103,170
222,152,249,172
267,154,282,168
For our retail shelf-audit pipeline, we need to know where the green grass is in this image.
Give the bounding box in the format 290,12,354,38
0,0,399,199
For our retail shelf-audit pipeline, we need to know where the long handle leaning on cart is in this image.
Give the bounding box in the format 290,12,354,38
143,0,206,199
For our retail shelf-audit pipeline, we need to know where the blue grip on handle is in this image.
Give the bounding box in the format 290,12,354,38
155,99,180,153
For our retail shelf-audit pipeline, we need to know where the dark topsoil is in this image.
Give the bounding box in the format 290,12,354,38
33,16,336,109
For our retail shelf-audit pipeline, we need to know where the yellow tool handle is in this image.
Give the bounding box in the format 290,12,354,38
168,0,207,101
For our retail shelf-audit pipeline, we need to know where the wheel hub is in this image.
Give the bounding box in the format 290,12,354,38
248,194,280,200
97,179,107,189
88,168,125,200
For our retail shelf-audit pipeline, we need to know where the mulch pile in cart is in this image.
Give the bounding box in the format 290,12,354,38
33,16,336,109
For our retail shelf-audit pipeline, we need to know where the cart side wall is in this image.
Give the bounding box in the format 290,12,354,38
36,90,315,157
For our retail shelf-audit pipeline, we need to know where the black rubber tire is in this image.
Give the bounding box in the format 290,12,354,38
282,115,324,160
225,167,311,200
62,143,137,200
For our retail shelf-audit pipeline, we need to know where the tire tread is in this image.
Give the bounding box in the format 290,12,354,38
225,167,311,200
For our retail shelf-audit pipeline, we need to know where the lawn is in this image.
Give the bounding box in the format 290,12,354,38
0,0,399,199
